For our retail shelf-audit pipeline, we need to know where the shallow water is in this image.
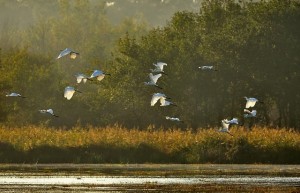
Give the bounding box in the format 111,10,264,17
0,164,299,192
1,175,300,186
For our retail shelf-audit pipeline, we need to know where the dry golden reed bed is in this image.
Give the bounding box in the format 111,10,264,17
0,125,299,163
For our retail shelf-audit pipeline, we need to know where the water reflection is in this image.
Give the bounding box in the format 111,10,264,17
0,164,299,192
1,175,300,186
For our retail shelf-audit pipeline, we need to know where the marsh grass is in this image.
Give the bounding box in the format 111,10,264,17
0,125,299,163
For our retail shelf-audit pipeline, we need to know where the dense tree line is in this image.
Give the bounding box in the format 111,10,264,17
113,0,300,129
0,0,299,129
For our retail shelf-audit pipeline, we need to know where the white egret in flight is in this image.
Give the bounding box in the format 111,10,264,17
105,2,115,7
75,73,92,84
150,62,167,75
151,93,170,106
244,97,263,108
244,109,257,118
224,118,239,125
144,73,162,89
90,70,111,81
219,119,233,136
198,66,217,71
39,109,59,117
159,97,177,107
64,86,82,100
6,92,26,98
57,48,79,59
166,116,183,123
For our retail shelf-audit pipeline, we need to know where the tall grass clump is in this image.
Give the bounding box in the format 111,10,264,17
0,125,299,163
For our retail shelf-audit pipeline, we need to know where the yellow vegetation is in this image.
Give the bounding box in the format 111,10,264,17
0,125,299,154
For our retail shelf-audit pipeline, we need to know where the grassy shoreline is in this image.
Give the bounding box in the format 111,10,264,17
0,126,299,164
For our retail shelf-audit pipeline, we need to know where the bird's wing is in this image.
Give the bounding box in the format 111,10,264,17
57,48,71,59
69,52,78,59
159,97,166,106
156,62,167,71
47,109,54,115
246,100,256,108
96,74,105,81
199,66,210,70
230,118,239,124
249,97,258,101
221,120,230,129
149,73,154,82
64,86,74,92
64,88,75,100
90,70,102,78
252,110,257,116
150,73,162,83
154,93,165,97
64,91,74,100
164,100,171,106
90,71,97,78
151,95,161,106
76,76,83,83
244,109,251,114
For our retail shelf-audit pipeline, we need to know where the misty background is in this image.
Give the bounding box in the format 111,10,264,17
0,0,299,130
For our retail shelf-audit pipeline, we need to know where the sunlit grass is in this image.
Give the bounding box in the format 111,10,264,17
0,125,299,163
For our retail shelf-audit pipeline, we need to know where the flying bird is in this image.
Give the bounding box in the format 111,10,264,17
90,70,111,81
224,118,239,125
159,97,177,107
144,73,163,89
39,109,59,117
166,116,183,123
57,48,79,59
75,73,92,84
150,62,167,75
244,109,257,118
244,97,262,108
105,1,115,7
198,66,217,71
6,92,26,98
151,93,170,106
64,86,82,100
219,119,233,136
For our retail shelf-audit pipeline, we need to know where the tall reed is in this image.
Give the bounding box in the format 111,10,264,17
0,125,299,163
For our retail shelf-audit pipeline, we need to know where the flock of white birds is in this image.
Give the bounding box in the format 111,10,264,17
5,48,262,135
143,63,262,136
198,67,263,136
5,48,111,118
145,62,181,123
